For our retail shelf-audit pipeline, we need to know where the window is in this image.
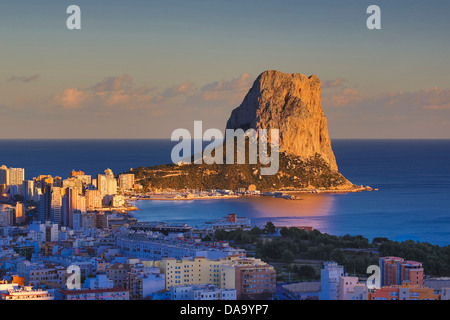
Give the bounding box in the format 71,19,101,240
390,292,398,297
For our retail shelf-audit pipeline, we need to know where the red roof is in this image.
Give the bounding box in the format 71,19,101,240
60,287,128,295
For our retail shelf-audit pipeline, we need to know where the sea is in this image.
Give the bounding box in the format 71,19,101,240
0,139,449,246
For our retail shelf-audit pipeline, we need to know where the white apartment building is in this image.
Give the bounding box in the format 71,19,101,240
338,276,368,300
17,261,66,287
318,262,344,300
116,232,245,260
170,284,236,300
1,286,54,300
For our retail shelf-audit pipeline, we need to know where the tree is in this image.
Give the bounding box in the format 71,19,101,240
263,221,276,234
249,226,262,236
214,229,228,241
331,249,345,264
280,227,290,238
281,249,295,264
298,265,316,279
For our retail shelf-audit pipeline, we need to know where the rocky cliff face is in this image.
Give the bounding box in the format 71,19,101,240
131,70,359,192
226,70,338,171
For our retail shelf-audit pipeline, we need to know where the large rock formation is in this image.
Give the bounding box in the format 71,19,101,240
226,70,338,171
131,70,360,192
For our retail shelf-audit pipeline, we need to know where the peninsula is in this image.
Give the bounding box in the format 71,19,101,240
129,70,369,193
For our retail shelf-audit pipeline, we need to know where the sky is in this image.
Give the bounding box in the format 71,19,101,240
0,0,449,139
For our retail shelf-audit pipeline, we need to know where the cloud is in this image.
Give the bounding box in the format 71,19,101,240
47,73,254,120
321,77,367,107
323,84,450,138
51,74,156,111
321,77,346,89
52,88,87,110
89,74,133,92
201,73,252,92
322,82,450,112
2,72,450,139
322,87,367,108
7,74,40,83
162,80,195,98
424,103,450,110
369,87,450,111
192,73,253,104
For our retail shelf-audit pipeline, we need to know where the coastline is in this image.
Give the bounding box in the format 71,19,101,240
129,195,241,201
125,185,376,202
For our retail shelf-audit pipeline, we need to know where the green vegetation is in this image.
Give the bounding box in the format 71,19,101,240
213,223,450,279
378,239,450,277
128,148,350,192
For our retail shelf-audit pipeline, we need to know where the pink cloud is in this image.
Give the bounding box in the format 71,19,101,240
52,88,89,110
162,80,195,98
424,103,450,110
51,74,156,111
321,77,346,89
322,87,367,107
194,73,253,103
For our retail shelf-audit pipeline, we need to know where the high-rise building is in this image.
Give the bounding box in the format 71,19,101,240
318,262,345,300
9,167,25,186
34,175,54,193
22,180,35,202
61,187,87,228
221,256,277,300
70,170,85,177
77,195,87,213
380,257,424,287
401,261,424,286
62,188,78,228
86,190,102,210
0,209,14,227
15,202,25,224
38,185,52,223
50,187,63,225
119,174,135,191
9,184,23,197
0,165,25,190
0,165,9,186
53,177,63,188
62,177,84,195
73,211,82,230
159,256,276,300
98,169,117,196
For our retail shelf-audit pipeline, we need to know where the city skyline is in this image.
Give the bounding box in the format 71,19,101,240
1,0,450,139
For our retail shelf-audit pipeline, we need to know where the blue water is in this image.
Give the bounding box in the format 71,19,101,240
0,139,176,179
0,139,449,245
